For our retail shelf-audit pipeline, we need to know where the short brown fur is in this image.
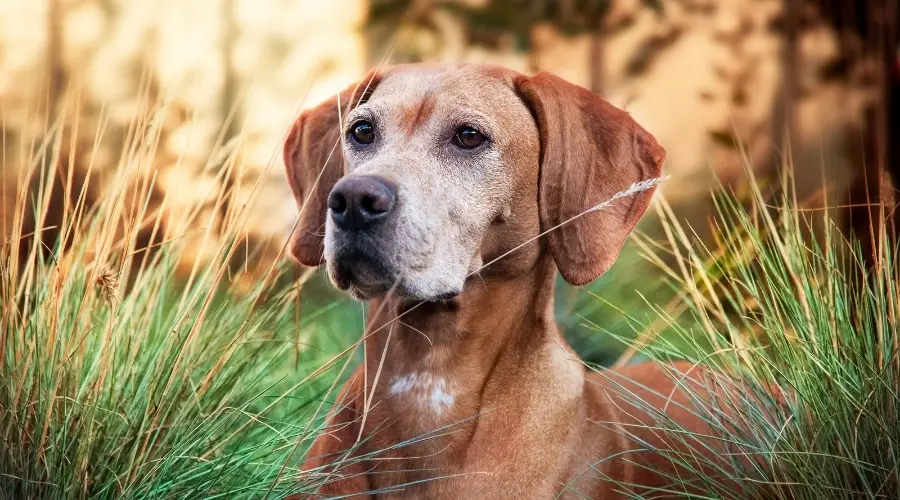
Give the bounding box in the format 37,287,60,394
397,93,437,137
284,64,766,499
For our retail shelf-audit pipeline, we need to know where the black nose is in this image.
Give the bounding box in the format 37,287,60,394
328,175,397,231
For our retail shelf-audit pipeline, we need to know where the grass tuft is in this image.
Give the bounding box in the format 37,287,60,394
589,168,900,499
0,91,364,499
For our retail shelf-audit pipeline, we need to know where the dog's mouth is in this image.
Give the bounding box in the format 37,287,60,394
329,247,396,299
326,226,473,302
328,247,466,303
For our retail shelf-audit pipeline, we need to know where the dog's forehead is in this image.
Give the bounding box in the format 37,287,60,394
365,65,524,120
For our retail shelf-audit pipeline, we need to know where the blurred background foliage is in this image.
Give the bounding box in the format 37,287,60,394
2,0,899,365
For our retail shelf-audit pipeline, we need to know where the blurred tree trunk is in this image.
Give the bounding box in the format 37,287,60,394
217,0,241,231
809,0,900,334
589,32,604,94
47,0,67,117
829,0,900,265
23,0,73,266
772,0,799,167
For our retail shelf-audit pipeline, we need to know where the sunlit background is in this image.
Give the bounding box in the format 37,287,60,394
2,0,896,363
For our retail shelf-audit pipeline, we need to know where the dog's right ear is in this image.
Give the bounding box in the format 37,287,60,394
284,70,382,266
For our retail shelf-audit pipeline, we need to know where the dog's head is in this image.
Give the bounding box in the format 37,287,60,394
284,64,665,301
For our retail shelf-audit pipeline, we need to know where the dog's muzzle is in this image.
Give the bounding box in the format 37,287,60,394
327,175,399,297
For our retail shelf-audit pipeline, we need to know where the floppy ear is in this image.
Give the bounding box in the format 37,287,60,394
515,72,666,286
284,71,382,266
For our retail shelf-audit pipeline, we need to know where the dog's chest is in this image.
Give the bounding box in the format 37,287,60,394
387,371,457,417
357,372,479,494
360,361,586,498
371,370,482,445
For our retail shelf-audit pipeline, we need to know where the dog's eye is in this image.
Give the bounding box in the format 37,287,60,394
350,121,375,145
453,126,485,150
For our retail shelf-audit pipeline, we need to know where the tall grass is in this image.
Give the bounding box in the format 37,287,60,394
586,168,900,499
0,91,366,498
5,79,897,500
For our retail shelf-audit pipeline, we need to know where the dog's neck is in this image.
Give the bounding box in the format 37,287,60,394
361,252,568,424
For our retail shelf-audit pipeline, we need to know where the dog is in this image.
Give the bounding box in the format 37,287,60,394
284,64,756,499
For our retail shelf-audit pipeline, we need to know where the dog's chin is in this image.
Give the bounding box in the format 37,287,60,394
339,278,461,303
345,283,391,301
326,246,466,302
329,264,461,303
328,257,393,300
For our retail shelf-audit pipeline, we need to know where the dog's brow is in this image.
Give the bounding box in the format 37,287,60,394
346,106,376,127
398,95,437,136
439,110,496,137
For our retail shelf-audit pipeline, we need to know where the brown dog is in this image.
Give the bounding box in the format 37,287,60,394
284,64,748,499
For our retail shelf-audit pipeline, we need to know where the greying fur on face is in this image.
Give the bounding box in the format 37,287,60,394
324,65,538,300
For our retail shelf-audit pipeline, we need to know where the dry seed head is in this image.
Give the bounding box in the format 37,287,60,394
95,267,119,305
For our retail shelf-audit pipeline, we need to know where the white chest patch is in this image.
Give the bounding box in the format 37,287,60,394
389,372,455,415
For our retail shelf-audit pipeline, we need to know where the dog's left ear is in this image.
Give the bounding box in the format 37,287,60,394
515,72,666,286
